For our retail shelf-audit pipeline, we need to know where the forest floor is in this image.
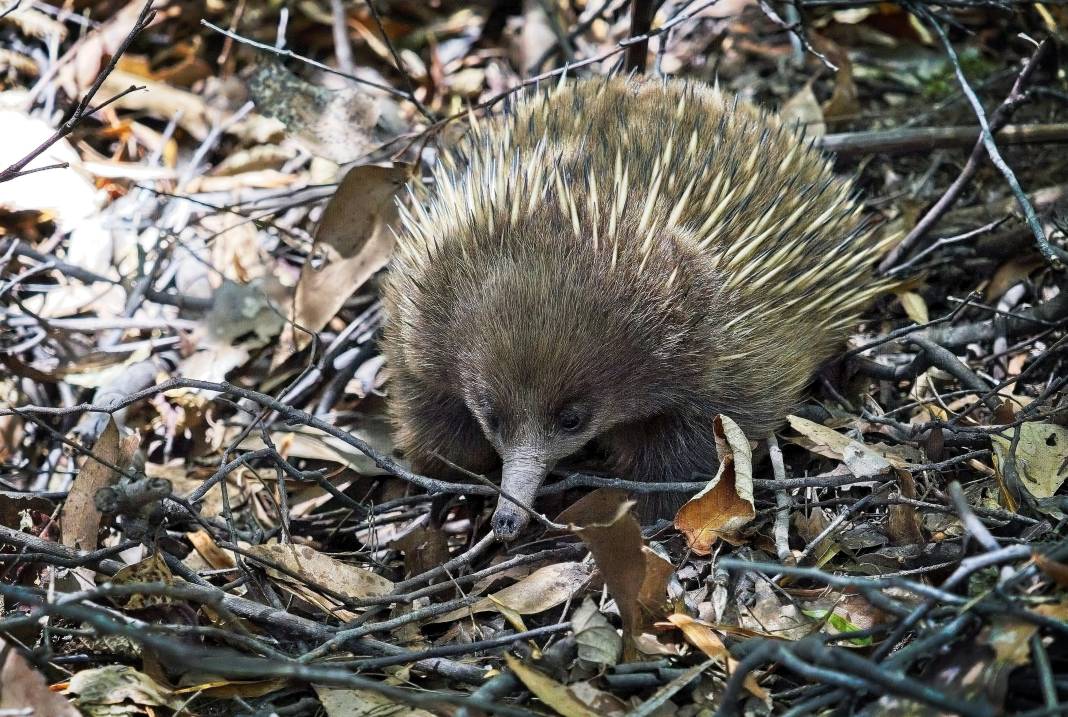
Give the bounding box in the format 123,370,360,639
2,1,1068,715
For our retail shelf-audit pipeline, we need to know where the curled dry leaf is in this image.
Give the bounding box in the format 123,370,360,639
674,415,755,553
659,613,729,665
244,543,394,599
430,561,592,623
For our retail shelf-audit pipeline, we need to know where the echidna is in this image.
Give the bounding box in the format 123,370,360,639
382,76,894,540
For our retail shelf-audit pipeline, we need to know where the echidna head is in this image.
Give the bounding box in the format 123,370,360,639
452,254,672,540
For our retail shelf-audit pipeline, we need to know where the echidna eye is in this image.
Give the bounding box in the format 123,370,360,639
558,409,585,433
486,411,501,433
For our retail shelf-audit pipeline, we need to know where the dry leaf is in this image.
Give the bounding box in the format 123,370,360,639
110,552,175,610
431,561,592,623
897,290,930,324
248,61,406,164
186,530,236,570
280,163,407,360
787,415,896,476
558,488,645,656
61,417,122,553
238,421,395,476
991,422,1068,500
314,685,436,717
572,599,623,669
674,415,755,553
66,665,178,711
660,613,729,665
1034,552,1068,588
886,469,924,545
244,543,394,599
1,637,81,717
638,546,673,616
780,82,825,139
505,654,601,717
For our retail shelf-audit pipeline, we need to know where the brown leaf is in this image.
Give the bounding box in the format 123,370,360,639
660,613,729,664
431,561,593,623
886,469,924,546
244,543,394,599
110,552,175,610
558,488,645,657
186,530,236,570
638,546,673,616
780,82,825,139
505,654,601,717
1,637,81,716
395,525,450,579
674,415,755,553
61,417,122,553
281,163,408,359
1034,553,1068,588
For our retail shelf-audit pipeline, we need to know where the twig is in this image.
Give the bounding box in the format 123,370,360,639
818,122,1068,157
880,40,1049,271
0,0,155,183
364,0,435,120
625,0,655,72
769,434,792,563
200,19,416,104
917,6,1065,267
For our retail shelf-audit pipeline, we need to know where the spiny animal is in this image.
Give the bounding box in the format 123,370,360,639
381,75,896,541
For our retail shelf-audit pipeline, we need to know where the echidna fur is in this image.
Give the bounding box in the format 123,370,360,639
381,75,898,540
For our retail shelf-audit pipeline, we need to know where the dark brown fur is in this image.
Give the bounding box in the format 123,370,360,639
381,76,894,538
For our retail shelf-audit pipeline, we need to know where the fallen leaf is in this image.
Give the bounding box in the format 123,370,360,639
110,552,175,610
505,654,601,717
186,530,236,570
897,290,930,324
238,421,395,476
572,598,623,669
780,82,825,139
61,418,122,554
279,163,408,362
1034,552,1068,588
991,422,1068,499
787,415,896,476
638,546,673,616
430,561,592,623
244,543,394,599
314,685,436,717
660,613,729,665
66,665,178,711
248,61,406,164
0,109,102,232
1,637,80,716
886,469,924,545
558,488,645,656
674,415,755,553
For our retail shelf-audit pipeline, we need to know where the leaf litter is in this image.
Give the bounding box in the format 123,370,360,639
1,1,1067,715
